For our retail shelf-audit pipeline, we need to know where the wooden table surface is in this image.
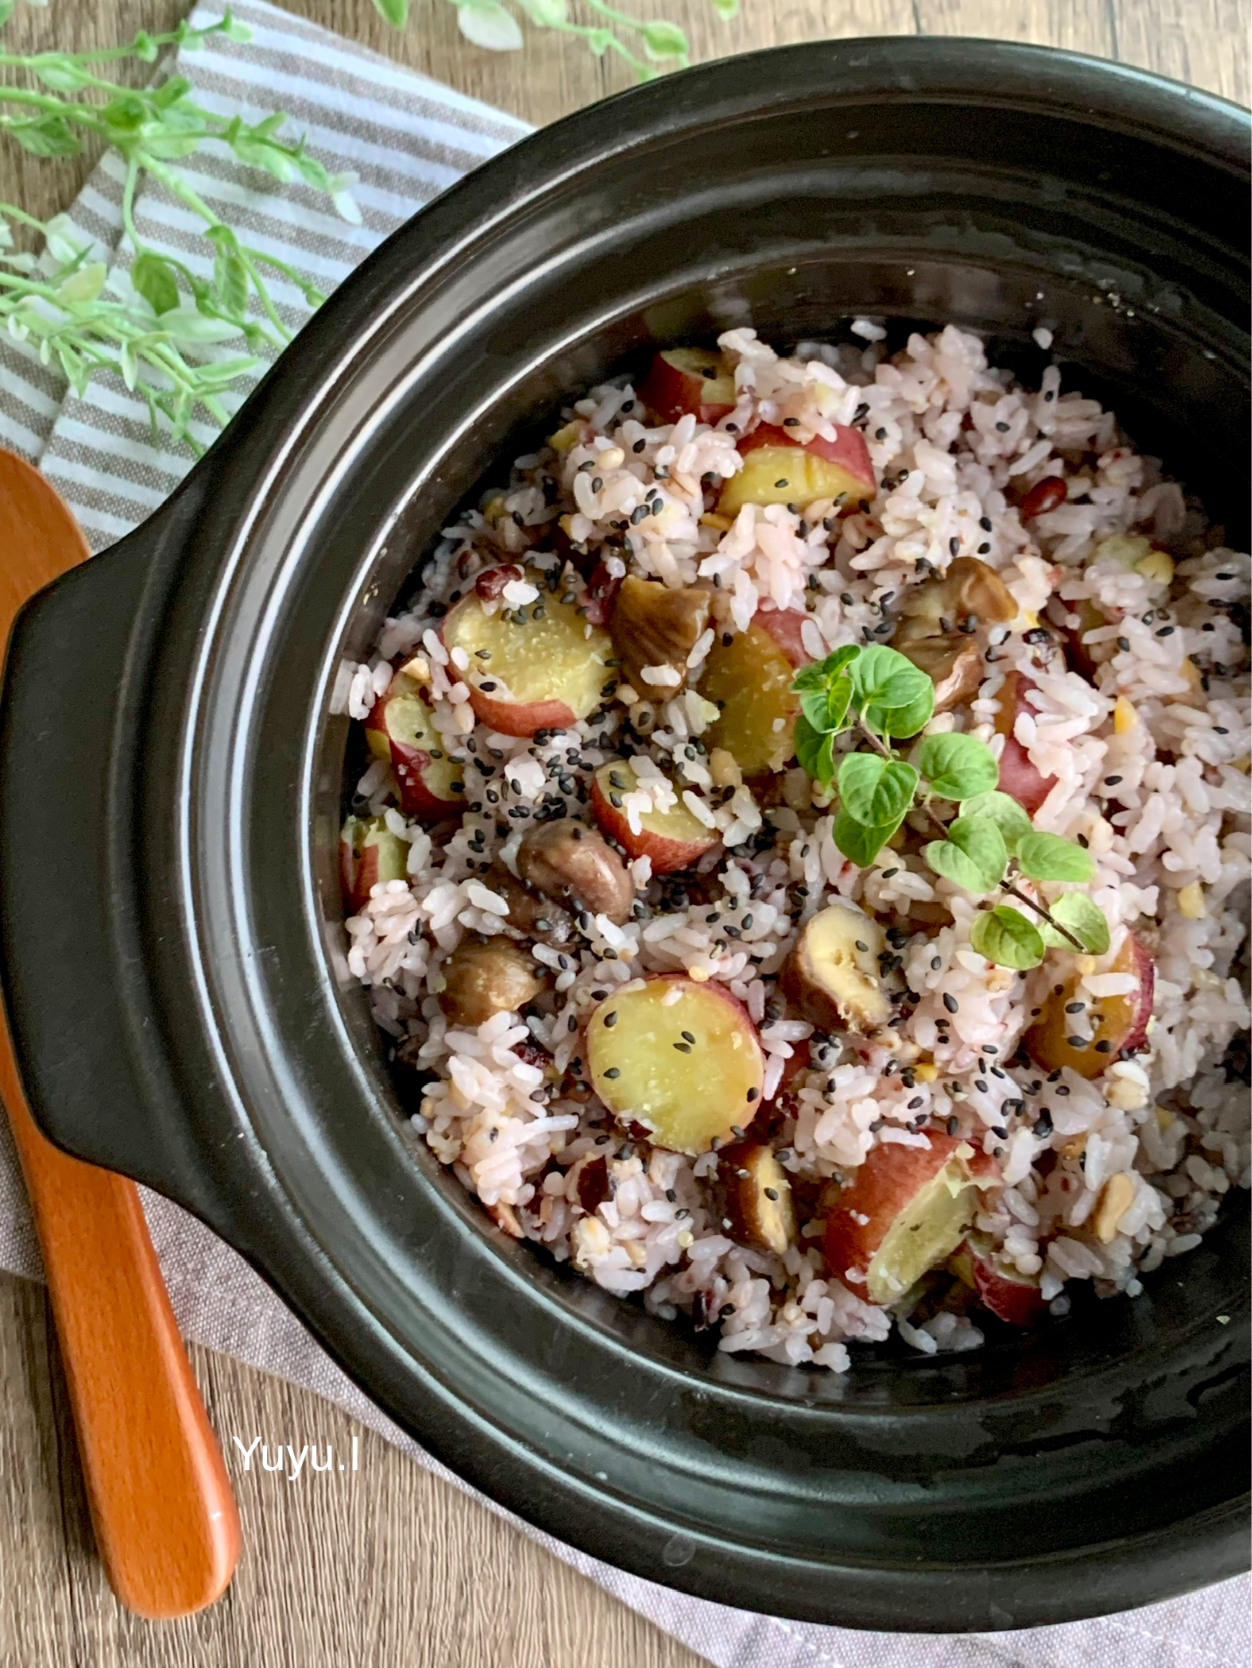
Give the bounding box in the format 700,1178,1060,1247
0,1,1246,1663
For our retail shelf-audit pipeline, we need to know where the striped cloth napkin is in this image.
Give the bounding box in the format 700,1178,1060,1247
0,0,529,545
0,6,1246,1663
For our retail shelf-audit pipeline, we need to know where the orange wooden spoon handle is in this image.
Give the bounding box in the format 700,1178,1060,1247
0,450,241,1617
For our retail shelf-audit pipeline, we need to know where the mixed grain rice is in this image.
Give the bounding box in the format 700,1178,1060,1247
337,326,1250,1369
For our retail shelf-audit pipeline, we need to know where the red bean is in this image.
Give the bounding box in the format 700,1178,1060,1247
474,563,524,601
1020,475,1067,519
575,1155,611,1213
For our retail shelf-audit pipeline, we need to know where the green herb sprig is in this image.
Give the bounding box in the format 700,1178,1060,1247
792,645,1108,970
0,12,358,447
372,0,738,82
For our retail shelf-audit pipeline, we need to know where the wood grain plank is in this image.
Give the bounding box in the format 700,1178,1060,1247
0,1,1246,1664
0,1273,700,1667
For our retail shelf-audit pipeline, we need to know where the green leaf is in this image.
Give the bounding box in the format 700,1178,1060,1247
824,674,854,733
372,0,411,21
799,675,853,736
157,306,246,343
832,808,902,867
233,137,296,182
642,20,689,58
1016,832,1096,884
962,789,1033,853
42,214,87,267
205,227,249,317
150,74,194,110
455,0,525,51
118,339,139,393
56,261,106,304
914,731,999,800
517,0,568,20
11,115,80,159
865,678,934,739
837,753,918,828
33,60,94,93
1037,892,1111,954
794,715,835,788
793,645,858,693
131,251,180,316
98,94,147,136
970,906,1045,970
709,0,740,14
798,687,831,731
849,644,933,716
923,816,1008,895
192,355,265,387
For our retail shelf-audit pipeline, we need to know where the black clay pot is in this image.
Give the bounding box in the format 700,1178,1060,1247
1,39,1247,1631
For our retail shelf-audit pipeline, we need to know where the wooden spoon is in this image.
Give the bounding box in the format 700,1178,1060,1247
0,448,241,1617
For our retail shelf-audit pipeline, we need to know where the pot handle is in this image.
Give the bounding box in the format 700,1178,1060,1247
0,469,224,1228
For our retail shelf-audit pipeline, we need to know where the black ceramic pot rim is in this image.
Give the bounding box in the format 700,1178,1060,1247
1,37,1248,1632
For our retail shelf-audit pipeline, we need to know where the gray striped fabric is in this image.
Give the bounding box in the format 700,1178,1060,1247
1,10,1247,1663
0,0,530,550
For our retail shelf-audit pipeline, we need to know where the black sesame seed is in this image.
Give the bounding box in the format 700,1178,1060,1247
946,1115,960,1135
604,1066,620,1078
949,536,960,556
995,420,1010,432
1094,1039,1113,1053
674,1041,692,1054
1066,1035,1087,1049
943,993,959,1014
746,1087,759,1102
979,516,992,532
